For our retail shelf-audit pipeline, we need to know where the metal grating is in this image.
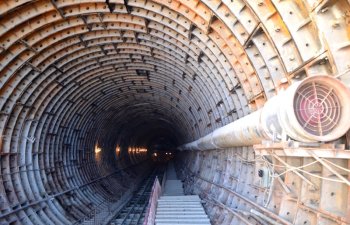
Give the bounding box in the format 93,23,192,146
294,81,341,136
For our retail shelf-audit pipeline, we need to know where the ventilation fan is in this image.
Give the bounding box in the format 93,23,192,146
290,75,350,142
294,81,341,136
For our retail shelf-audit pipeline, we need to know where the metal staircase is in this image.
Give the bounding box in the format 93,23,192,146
155,163,210,225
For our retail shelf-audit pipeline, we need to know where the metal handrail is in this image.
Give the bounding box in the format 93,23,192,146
143,177,161,225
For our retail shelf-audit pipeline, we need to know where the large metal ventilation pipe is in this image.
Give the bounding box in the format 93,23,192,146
179,75,350,151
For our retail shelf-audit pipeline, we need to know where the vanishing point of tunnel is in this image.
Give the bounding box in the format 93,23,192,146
1,0,350,225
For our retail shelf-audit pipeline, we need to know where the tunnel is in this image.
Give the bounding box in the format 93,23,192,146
1,0,350,224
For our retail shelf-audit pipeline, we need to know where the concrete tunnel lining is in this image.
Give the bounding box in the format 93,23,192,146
0,0,350,224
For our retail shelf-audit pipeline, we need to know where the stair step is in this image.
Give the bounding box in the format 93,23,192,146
156,211,206,215
157,204,203,208
158,199,200,203
158,200,200,202
154,164,210,225
156,215,208,219
158,203,202,207
155,218,211,223
160,195,199,198
159,198,199,201
156,223,211,225
157,208,204,212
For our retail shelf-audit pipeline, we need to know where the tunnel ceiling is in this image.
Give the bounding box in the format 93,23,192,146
1,0,350,224
1,0,350,147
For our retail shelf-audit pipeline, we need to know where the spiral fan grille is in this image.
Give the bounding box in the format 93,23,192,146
294,81,341,136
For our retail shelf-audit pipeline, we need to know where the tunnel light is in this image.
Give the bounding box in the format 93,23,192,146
115,146,120,156
128,147,148,154
138,148,148,153
95,144,102,153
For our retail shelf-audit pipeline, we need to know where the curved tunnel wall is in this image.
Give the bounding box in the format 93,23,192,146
0,0,350,224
